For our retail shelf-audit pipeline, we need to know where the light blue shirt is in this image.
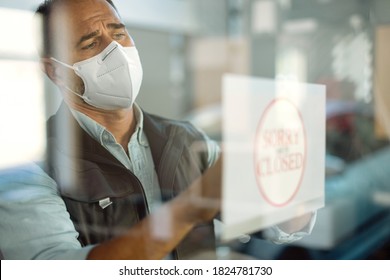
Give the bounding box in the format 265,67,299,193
0,104,220,259
70,104,163,212
0,164,94,259
70,103,220,212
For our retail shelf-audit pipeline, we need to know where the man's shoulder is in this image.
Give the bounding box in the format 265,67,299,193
0,163,55,185
0,163,58,201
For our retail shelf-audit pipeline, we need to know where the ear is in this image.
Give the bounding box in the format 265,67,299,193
40,57,64,87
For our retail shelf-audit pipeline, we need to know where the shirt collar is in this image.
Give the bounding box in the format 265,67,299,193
132,103,148,147
69,103,148,147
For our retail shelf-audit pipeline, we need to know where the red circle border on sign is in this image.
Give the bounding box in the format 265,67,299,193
253,97,307,207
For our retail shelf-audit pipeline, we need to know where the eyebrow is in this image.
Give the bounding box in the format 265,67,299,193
76,23,126,47
107,23,126,30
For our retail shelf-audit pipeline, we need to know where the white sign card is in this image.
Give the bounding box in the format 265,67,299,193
222,74,325,240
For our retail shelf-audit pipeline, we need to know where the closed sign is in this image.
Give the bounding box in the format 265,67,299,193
222,75,325,240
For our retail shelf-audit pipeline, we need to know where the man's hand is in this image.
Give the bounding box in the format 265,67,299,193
277,212,313,234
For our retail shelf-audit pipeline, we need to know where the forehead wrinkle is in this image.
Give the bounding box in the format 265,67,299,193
46,0,125,60
73,13,123,45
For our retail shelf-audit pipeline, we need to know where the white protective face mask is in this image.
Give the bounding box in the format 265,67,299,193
51,41,143,110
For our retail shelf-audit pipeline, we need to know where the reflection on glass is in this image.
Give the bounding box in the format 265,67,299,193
0,0,389,260
0,8,45,169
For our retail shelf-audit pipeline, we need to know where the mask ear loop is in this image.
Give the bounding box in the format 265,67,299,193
50,57,73,69
64,86,87,101
50,57,87,101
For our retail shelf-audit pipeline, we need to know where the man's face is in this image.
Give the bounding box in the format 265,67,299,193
50,0,134,95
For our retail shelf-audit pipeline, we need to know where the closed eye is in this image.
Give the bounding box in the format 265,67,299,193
113,33,126,40
81,41,97,50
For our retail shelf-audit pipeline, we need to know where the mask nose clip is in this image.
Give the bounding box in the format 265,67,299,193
102,43,119,61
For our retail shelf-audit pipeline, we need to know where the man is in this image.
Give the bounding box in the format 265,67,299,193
0,0,314,260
